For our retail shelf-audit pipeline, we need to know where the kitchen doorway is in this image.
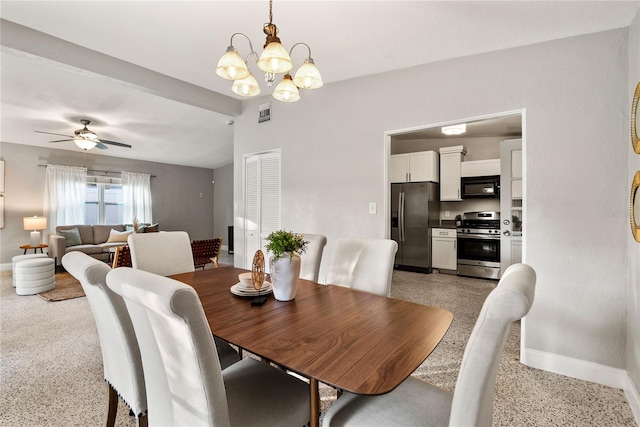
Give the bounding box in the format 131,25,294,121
384,109,526,271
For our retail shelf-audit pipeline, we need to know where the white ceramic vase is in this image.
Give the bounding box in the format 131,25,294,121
269,252,301,301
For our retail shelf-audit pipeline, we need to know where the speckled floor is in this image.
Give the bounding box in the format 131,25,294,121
0,257,636,426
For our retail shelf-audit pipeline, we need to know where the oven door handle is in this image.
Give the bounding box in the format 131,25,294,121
456,234,500,240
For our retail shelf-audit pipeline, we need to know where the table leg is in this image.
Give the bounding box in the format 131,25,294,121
310,377,320,427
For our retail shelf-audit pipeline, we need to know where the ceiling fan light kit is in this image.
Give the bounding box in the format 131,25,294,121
215,0,323,102
35,119,132,151
74,137,97,150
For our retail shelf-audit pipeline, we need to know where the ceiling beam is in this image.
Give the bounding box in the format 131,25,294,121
0,19,241,117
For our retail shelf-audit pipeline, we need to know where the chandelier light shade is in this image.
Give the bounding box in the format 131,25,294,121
272,74,300,102
232,73,262,97
215,0,323,102
293,58,323,89
215,46,251,80
23,216,47,246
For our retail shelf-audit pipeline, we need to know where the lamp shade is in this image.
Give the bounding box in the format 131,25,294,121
23,216,47,231
257,41,293,74
24,216,46,246
215,46,251,80
293,59,323,89
231,73,261,97
272,74,300,102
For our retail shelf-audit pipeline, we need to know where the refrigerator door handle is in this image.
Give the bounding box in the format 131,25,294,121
399,191,405,242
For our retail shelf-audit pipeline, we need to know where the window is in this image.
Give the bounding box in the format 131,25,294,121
85,182,124,225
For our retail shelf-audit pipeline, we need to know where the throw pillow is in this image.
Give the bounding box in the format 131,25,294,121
106,229,133,243
59,228,82,247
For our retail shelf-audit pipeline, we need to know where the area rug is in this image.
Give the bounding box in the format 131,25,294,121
37,272,85,301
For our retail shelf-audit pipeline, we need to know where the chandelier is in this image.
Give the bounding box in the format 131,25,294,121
215,0,323,102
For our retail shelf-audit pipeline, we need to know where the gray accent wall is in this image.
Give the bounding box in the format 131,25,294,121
233,26,638,404
213,162,233,250
0,141,215,265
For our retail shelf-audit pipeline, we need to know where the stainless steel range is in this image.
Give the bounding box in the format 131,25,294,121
457,211,501,280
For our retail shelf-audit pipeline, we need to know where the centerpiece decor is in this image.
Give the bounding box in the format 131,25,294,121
265,230,308,301
251,250,268,306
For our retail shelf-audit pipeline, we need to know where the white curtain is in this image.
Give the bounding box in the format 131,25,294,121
43,165,87,234
122,171,152,224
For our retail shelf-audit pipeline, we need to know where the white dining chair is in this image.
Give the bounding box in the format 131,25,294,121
126,232,240,369
62,252,147,427
299,233,327,282
326,237,398,297
106,267,310,427
127,231,195,277
321,263,537,427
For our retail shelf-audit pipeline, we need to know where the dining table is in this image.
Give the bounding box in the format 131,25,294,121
171,266,453,427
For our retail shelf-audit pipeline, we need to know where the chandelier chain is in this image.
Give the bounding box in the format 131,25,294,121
268,0,273,24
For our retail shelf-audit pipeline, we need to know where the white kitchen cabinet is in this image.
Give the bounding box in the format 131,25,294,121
390,151,439,183
432,228,457,271
439,145,466,201
461,159,501,177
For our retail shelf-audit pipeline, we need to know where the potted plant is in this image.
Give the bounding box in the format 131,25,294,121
265,230,308,301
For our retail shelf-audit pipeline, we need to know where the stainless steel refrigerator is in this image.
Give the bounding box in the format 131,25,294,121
391,182,440,273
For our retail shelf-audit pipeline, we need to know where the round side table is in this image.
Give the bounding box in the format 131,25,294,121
20,244,48,254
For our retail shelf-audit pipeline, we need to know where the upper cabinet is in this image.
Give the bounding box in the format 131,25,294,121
439,145,466,201
461,159,501,177
390,151,439,183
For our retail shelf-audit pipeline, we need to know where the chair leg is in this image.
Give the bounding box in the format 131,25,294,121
106,383,118,427
137,414,148,427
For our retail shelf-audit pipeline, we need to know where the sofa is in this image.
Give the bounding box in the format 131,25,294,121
48,224,144,266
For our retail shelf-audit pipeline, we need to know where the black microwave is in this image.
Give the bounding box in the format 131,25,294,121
461,175,500,198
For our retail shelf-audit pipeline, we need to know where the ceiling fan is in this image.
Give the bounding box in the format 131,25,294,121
35,119,132,150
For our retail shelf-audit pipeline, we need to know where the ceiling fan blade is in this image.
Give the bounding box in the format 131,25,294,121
100,139,132,148
96,142,109,150
49,139,73,143
35,130,74,138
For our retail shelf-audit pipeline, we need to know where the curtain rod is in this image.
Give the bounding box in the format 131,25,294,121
38,164,156,178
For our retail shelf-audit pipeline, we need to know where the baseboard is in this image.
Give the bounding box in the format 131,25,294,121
221,244,228,252
0,263,12,272
624,373,640,425
524,348,640,425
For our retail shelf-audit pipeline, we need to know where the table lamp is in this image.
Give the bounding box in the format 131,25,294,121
23,216,47,247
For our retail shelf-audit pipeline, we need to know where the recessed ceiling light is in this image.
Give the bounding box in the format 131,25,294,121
442,123,466,135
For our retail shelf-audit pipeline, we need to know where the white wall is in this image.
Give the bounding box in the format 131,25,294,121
627,8,640,416
234,28,633,390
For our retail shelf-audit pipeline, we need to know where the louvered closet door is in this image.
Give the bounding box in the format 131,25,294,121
244,151,281,270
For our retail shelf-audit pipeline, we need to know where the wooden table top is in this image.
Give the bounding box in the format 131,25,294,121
172,266,453,396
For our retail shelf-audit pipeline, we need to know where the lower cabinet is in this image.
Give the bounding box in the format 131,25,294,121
432,228,457,271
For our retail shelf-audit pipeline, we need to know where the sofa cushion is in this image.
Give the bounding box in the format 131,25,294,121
58,228,82,247
57,225,93,244
65,244,105,255
106,229,133,243
93,225,125,244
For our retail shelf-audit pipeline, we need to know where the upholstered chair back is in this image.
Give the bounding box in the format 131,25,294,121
128,231,195,276
327,237,398,297
107,267,230,426
61,252,146,420
299,233,327,282
449,263,536,426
